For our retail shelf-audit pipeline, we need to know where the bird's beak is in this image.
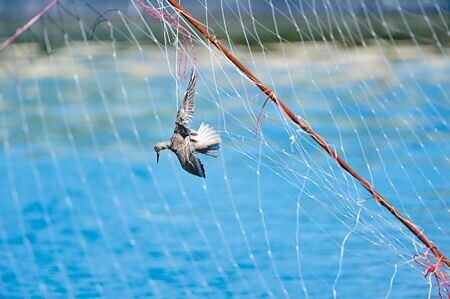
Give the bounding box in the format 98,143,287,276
156,152,160,163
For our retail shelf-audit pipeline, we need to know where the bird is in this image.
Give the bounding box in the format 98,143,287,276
154,70,221,178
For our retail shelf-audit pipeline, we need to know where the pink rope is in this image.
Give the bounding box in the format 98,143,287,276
414,249,450,299
134,0,197,81
0,0,59,51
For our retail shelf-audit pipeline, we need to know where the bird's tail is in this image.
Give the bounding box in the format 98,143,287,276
191,122,221,157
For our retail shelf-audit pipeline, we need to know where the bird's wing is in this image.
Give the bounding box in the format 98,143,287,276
174,138,206,178
175,69,197,126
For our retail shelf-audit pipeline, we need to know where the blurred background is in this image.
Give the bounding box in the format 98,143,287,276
1,0,449,45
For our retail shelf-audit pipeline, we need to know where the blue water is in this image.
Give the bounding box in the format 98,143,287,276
0,44,449,298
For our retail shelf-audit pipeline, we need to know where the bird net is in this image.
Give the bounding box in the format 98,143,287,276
0,0,449,298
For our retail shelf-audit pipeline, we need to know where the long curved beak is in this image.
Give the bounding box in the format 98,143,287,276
156,152,160,163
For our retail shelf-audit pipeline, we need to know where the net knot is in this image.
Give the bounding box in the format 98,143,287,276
413,249,450,299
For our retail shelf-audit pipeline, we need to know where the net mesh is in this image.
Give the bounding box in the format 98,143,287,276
0,0,449,297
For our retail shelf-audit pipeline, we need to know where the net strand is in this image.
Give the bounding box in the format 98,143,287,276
164,0,450,268
135,0,197,81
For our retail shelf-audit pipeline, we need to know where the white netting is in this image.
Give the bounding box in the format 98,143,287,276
0,0,449,297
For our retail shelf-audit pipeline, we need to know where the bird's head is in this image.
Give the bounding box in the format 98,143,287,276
154,142,169,163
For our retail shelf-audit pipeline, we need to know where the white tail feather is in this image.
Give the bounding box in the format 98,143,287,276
191,122,221,157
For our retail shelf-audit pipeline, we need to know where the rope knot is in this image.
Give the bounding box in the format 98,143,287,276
414,249,450,299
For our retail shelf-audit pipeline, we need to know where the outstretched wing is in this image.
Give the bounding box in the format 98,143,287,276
174,138,205,178
175,69,197,125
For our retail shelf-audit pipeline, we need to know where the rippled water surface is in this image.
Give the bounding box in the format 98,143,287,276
0,43,449,298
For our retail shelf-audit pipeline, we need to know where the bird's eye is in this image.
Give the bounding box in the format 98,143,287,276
154,146,158,151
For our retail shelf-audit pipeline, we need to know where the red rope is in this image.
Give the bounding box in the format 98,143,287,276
254,96,270,137
165,0,450,268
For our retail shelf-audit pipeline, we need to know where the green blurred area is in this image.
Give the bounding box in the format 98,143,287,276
0,1,449,48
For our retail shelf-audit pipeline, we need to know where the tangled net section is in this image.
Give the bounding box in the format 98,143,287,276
414,249,450,299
